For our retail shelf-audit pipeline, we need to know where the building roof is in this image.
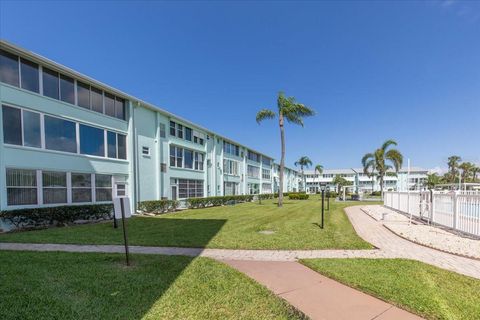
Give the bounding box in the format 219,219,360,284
304,167,429,175
0,39,275,161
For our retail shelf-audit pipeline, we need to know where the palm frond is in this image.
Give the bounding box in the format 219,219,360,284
256,109,276,124
385,148,403,172
361,153,375,167
381,139,397,151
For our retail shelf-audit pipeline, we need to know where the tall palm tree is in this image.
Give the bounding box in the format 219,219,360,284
362,155,376,194
361,139,403,199
314,164,324,193
447,155,462,183
295,156,313,193
460,162,475,183
256,92,315,207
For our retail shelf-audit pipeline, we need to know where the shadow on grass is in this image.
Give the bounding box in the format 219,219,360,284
0,218,226,319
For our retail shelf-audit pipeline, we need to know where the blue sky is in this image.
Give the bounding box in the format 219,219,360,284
1,0,479,171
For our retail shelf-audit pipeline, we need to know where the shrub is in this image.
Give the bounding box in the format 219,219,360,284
0,204,113,230
258,193,274,200
370,191,381,196
288,193,309,200
186,195,254,209
327,191,338,198
138,200,179,214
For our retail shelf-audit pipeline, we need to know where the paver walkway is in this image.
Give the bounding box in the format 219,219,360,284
224,260,422,320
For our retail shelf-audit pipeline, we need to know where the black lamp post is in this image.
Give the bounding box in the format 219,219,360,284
320,182,326,229
326,186,330,211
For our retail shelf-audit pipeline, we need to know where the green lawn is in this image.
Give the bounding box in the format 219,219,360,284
0,197,374,249
301,258,480,320
1,250,305,320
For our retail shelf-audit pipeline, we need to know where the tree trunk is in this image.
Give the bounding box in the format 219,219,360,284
380,175,384,200
278,113,285,207
372,175,374,194
301,166,304,193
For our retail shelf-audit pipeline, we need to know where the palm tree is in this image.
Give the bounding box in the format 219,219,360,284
362,155,376,194
447,155,462,183
472,165,480,183
333,174,350,194
426,173,440,189
361,139,403,199
256,92,315,207
295,156,313,193
314,164,324,193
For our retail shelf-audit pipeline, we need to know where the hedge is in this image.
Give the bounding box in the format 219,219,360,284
274,192,306,198
258,193,274,200
186,195,254,209
288,193,309,200
0,204,113,230
137,200,179,214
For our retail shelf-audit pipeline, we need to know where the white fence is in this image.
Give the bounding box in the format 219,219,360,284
384,191,480,237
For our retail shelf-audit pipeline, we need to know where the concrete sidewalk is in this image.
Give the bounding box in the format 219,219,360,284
224,260,423,320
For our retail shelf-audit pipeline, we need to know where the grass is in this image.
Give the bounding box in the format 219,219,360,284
300,258,480,320
1,250,305,320
0,197,374,250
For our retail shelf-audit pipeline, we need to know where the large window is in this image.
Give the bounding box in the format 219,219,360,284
71,173,92,203
178,179,203,199
185,127,192,141
223,159,239,176
77,81,90,109
42,171,67,204
169,145,204,170
23,110,41,148
117,134,127,160
262,157,271,167
80,124,105,157
107,131,117,158
169,121,203,145
195,153,204,170
170,145,183,168
20,58,39,93
262,183,272,194
224,182,239,196
248,151,260,162
262,168,271,180
44,115,77,153
42,68,60,100
223,141,240,156
104,92,115,117
95,174,112,202
60,74,75,104
247,165,260,178
91,86,103,113
6,169,37,205
0,49,19,86
2,105,22,145
184,149,193,169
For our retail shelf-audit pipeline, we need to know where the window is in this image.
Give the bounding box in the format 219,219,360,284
142,146,150,156
170,121,176,136
117,134,127,160
23,110,41,148
223,141,240,156
91,87,103,113
185,127,192,141
115,97,125,120
262,183,272,194
262,168,271,180
178,179,203,199
95,174,112,201
6,168,37,205
71,173,92,203
262,157,271,167
116,183,126,197
42,171,67,204
195,153,204,170
104,92,115,117
177,124,183,139
0,49,19,86
248,183,259,195
44,115,77,153
159,123,166,138
170,145,183,168
224,159,239,176
42,68,59,100
107,131,117,158
20,58,39,93
224,182,238,196
60,74,75,104
248,165,260,178
2,105,22,145
80,124,104,157
248,151,260,162
77,81,90,109
184,149,193,169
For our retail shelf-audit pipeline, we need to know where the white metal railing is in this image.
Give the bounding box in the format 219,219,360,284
384,191,480,237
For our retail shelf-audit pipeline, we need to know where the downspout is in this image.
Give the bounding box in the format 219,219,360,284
132,101,139,211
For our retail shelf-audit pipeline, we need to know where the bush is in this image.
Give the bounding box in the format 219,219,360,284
138,200,179,214
288,193,309,200
327,191,338,198
370,191,381,196
0,204,113,230
186,195,254,209
258,193,274,200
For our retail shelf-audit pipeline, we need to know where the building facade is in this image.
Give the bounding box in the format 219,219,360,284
1,41,304,219
272,164,301,193
303,167,429,194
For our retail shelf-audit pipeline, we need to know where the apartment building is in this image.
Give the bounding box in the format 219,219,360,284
0,41,294,216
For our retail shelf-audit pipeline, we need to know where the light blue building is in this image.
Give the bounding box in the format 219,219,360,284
0,40,296,219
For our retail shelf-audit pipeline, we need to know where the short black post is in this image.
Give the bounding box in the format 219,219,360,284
321,189,325,229
113,216,118,229
120,198,130,266
327,192,330,211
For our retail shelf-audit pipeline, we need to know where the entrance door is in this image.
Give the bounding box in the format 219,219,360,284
171,186,177,200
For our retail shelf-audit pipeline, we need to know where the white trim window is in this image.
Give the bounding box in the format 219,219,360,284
95,174,113,202
223,159,239,176
71,173,92,203
194,152,204,170
42,171,67,204
247,165,260,178
169,145,204,171
247,150,260,162
262,183,272,194
6,168,38,205
223,141,240,156
262,168,271,180
224,181,239,196
178,179,204,199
